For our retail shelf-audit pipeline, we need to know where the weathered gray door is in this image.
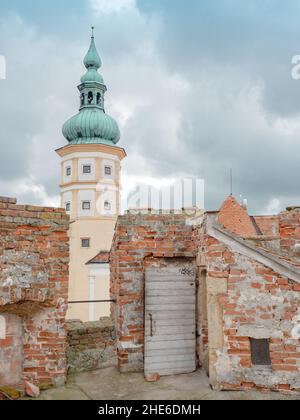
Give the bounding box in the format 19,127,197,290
145,259,196,377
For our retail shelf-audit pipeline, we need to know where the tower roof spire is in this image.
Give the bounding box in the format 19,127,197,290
62,28,120,146
84,27,102,70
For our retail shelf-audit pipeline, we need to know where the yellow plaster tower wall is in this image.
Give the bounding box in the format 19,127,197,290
57,32,126,322
56,144,126,322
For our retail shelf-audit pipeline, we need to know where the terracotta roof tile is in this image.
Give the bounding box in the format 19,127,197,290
86,251,110,265
218,195,257,237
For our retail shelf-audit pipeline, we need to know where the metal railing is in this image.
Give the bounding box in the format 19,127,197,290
68,300,116,304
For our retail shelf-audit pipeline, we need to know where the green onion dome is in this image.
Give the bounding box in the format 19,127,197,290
62,108,120,145
80,68,104,84
62,28,120,146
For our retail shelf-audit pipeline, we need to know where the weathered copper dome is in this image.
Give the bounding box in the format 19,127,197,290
62,28,120,145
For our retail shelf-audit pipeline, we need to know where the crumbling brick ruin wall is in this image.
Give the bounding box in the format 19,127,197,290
110,212,195,373
0,197,69,390
253,215,279,237
280,207,300,256
66,318,116,373
110,205,300,393
194,217,300,393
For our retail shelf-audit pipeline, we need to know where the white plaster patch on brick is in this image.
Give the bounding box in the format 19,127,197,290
215,351,239,383
118,342,143,350
239,287,284,307
0,316,6,339
237,325,284,340
2,277,13,287
291,314,300,339
291,324,300,339
244,368,300,388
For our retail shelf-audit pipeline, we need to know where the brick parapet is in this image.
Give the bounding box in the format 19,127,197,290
66,318,117,373
199,223,300,393
0,197,69,391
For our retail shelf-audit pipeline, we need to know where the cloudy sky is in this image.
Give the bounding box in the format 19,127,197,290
1,0,300,214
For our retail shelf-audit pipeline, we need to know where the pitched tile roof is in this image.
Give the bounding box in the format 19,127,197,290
218,195,257,237
86,251,110,265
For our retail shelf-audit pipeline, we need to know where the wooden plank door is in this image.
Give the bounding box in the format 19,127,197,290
144,259,196,377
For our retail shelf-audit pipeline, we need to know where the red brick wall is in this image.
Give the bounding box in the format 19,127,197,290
0,197,69,390
253,215,279,236
218,196,257,237
110,212,195,372
280,207,300,255
66,319,116,373
203,230,300,392
111,209,300,392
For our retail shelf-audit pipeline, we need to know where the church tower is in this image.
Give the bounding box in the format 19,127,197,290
56,29,126,321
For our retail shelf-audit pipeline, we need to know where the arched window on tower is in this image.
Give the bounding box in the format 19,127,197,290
88,91,94,104
96,92,101,106
80,93,85,106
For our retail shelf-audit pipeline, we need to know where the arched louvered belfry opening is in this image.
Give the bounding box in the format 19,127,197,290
88,91,93,104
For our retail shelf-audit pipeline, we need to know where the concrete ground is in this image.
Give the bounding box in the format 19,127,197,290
34,368,299,400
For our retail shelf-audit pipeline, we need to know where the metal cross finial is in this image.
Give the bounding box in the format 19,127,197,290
91,26,95,38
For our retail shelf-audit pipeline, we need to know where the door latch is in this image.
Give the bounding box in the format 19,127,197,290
149,313,154,337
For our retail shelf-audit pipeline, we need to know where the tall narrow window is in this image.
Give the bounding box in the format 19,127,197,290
65,202,71,212
250,339,271,366
66,166,71,177
80,93,85,106
96,92,101,105
105,166,112,176
104,201,111,211
88,91,93,104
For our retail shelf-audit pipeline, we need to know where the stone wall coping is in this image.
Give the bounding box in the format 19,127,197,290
67,318,115,333
117,213,192,223
0,197,17,204
0,196,68,217
285,207,300,212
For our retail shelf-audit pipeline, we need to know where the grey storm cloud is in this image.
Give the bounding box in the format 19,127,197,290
0,15,91,204
0,0,300,213
135,0,300,118
130,0,300,213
